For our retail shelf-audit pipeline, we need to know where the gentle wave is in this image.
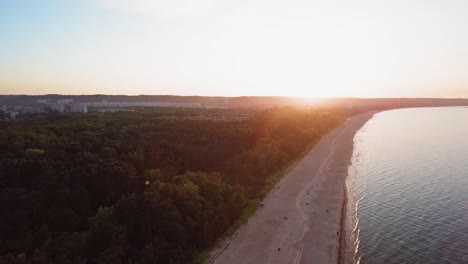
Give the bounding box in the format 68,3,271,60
347,108,468,264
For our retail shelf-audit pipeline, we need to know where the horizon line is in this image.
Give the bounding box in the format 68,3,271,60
1,94,468,100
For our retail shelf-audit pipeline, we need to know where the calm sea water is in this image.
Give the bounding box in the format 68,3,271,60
346,107,468,264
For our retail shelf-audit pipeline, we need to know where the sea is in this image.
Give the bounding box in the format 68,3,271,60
345,107,468,264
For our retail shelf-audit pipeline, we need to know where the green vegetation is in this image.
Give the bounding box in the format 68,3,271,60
24,148,45,159
0,107,351,263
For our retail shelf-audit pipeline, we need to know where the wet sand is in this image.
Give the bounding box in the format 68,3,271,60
209,112,376,264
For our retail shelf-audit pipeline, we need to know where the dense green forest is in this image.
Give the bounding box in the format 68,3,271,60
0,107,352,263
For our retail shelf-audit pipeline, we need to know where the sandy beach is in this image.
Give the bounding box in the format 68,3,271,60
209,112,376,264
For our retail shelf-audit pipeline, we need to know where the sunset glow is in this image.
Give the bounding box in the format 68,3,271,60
2,0,468,97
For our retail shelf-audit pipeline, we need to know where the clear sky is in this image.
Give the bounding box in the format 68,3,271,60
1,0,468,97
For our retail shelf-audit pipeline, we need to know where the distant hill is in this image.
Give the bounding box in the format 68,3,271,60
0,95,296,107
1,94,468,109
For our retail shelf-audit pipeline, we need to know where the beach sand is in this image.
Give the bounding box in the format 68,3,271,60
209,112,376,264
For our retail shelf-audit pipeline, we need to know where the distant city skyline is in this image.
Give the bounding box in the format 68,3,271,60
2,0,468,98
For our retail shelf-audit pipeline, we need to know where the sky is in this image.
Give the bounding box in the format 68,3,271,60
1,0,468,97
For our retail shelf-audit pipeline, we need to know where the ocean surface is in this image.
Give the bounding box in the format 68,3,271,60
346,107,468,264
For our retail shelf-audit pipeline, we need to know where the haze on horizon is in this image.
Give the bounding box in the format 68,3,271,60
1,0,468,98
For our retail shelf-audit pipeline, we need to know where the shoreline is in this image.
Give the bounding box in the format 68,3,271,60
339,112,377,264
338,184,348,264
209,112,377,264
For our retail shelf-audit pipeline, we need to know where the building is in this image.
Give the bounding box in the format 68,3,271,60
9,111,19,119
87,101,202,108
70,104,88,113
50,103,65,112
21,106,47,113
57,99,74,104
36,99,50,104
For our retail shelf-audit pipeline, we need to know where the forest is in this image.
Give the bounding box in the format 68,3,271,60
0,106,353,263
